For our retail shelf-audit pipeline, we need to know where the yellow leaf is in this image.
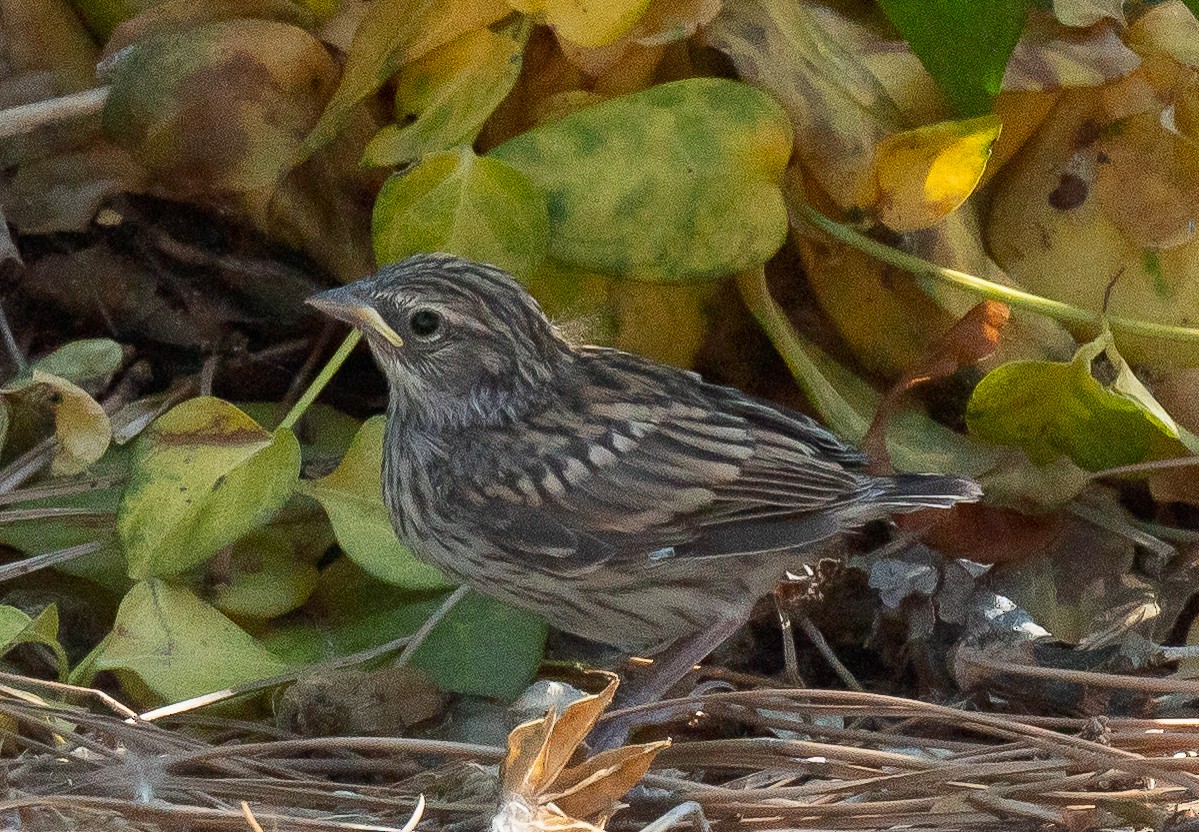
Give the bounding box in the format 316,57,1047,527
1095,111,1199,250
0,371,112,476
545,0,653,47
304,0,510,153
874,115,1002,231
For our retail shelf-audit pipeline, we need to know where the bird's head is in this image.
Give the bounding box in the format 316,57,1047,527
308,254,572,430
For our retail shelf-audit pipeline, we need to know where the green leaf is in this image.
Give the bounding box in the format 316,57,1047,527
118,397,301,579
966,331,1187,470
363,21,529,167
299,416,452,590
400,591,545,699
102,19,337,191
303,0,511,154
269,561,545,699
71,579,288,702
487,77,792,280
33,338,123,387
0,604,69,680
207,529,321,619
877,0,1030,116
372,147,550,281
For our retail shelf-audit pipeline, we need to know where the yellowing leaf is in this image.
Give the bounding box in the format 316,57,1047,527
544,0,653,47
72,579,288,702
364,22,529,166
299,416,451,590
1095,111,1199,250
1126,1,1199,68
1004,11,1141,91
874,115,1001,231
488,77,792,280
303,0,511,154
372,147,550,281
118,397,301,579
1053,0,1123,27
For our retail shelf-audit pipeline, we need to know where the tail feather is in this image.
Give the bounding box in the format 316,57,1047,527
843,473,982,522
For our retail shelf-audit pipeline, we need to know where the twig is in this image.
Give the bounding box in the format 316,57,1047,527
1069,501,1175,560
0,673,140,720
392,584,470,669
0,87,111,139
0,475,123,506
0,437,58,494
772,593,804,687
797,615,863,692
958,652,1199,697
240,801,265,832
0,540,105,582
0,506,113,523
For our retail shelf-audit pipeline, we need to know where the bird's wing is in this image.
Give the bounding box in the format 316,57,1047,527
444,351,872,572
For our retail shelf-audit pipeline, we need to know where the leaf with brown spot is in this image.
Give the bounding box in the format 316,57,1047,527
117,397,300,580
102,19,337,193
1094,111,1199,249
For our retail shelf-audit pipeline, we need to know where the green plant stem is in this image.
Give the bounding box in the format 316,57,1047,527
735,267,868,441
794,202,1199,345
277,330,361,432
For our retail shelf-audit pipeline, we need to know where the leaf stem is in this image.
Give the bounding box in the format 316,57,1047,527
735,267,868,441
277,330,361,432
794,202,1199,344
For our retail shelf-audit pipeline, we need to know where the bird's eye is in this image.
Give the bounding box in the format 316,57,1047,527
408,309,441,338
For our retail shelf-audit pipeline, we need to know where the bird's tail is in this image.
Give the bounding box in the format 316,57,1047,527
842,472,982,522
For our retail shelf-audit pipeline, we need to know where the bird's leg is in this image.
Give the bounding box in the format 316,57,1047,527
589,613,745,750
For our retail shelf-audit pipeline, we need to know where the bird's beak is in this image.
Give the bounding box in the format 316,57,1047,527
307,285,404,348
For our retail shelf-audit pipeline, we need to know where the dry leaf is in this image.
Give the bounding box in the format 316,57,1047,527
1004,10,1140,91
862,301,1010,472
496,676,669,832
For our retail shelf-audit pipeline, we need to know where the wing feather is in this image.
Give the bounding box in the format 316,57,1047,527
441,349,873,571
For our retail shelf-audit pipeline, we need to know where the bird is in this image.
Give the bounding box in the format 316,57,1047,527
308,253,981,710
